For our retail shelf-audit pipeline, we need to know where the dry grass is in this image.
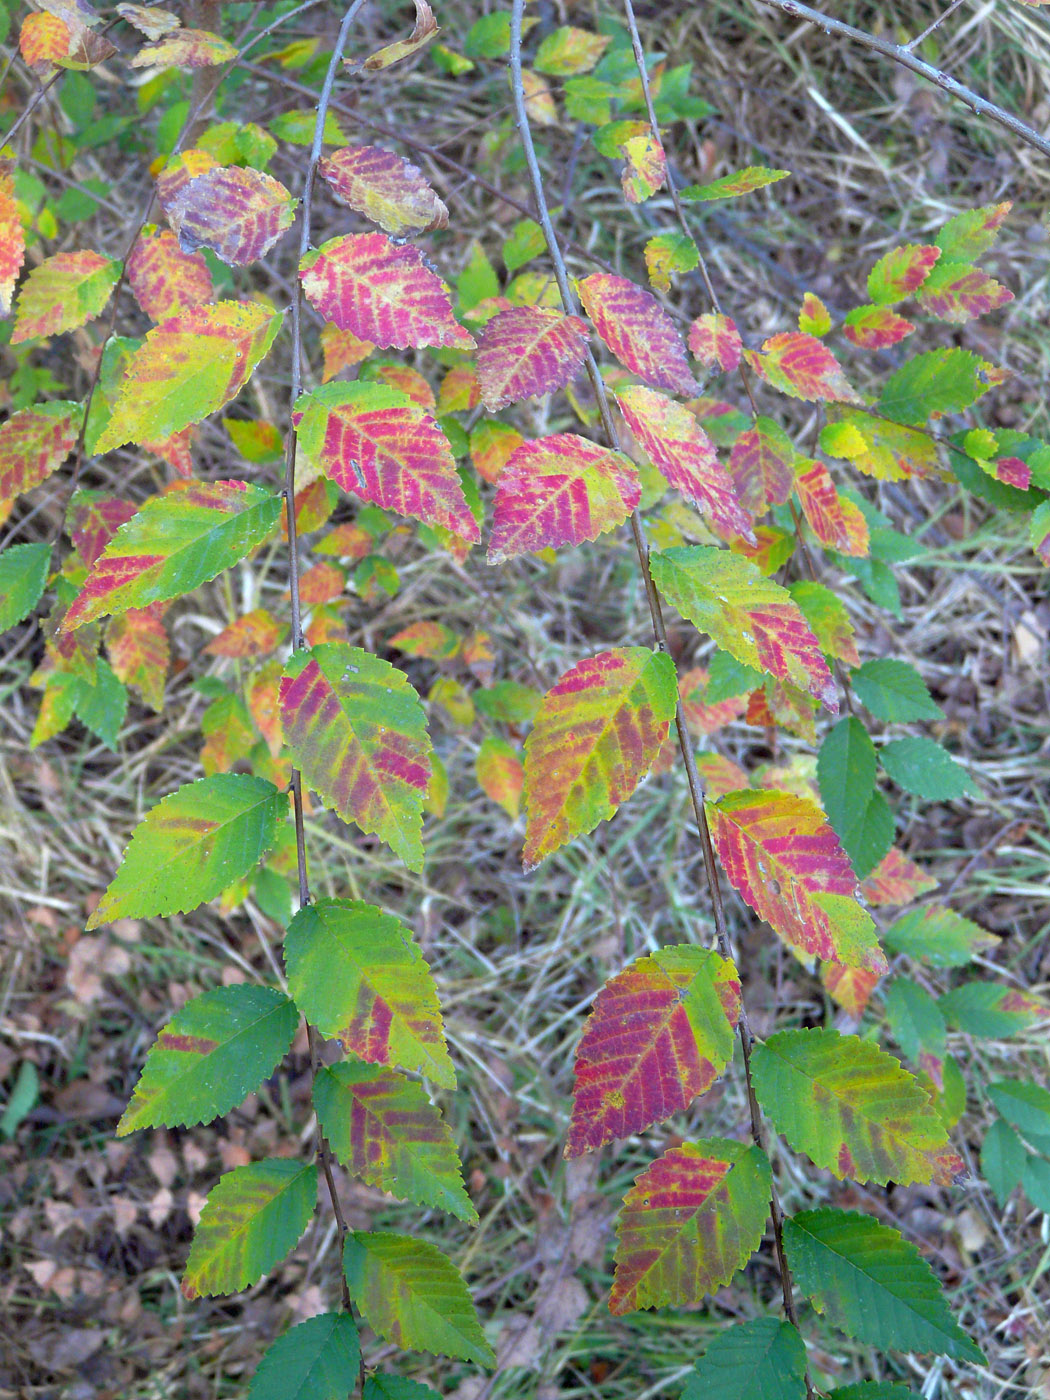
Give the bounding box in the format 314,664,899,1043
2,0,1050,1396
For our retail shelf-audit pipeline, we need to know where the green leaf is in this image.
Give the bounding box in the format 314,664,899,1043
651,547,835,710
683,1318,808,1400
817,717,889,877
88,774,286,928
280,644,432,872
285,898,454,1088
183,1159,317,1298
364,1377,442,1400
883,905,998,968
248,1313,360,1400
73,658,127,750
118,985,299,1135
610,1140,771,1314
0,542,51,632
987,1080,1050,1153
343,1232,495,1366
883,978,946,1067
981,1118,1025,1207
0,1061,39,1139
752,1028,950,1185
879,737,977,800
1023,1154,1050,1212
314,1059,476,1222
878,349,995,425
783,1208,984,1361
63,481,282,631
851,659,943,722
938,982,1047,1039
704,650,764,704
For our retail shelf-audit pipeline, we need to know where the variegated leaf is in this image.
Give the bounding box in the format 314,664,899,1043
616,386,753,539
522,647,676,868
300,232,474,350
319,144,448,236
567,946,740,1156
476,306,589,411
708,788,886,973
487,432,639,562
279,643,432,870
167,166,297,266
578,273,698,396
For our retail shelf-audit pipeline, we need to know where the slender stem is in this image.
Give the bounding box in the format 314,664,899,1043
283,0,368,1331
509,0,809,1363
905,0,970,51
751,0,1050,160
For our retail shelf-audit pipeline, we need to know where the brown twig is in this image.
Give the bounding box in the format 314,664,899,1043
509,0,809,1370
751,0,1050,160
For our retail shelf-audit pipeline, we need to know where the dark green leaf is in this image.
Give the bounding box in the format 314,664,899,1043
879,737,977,800
883,978,946,1066
784,1208,984,1361
987,1080,1050,1153
0,1061,39,1139
851,659,943,722
72,658,127,751
364,1378,442,1400
248,1313,360,1400
981,1118,1025,1208
704,650,765,704
0,542,51,632
1023,1154,1050,1212
683,1318,808,1400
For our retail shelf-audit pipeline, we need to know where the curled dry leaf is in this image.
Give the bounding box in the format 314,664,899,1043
358,0,439,71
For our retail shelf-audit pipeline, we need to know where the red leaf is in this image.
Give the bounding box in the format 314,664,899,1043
993,456,1030,489
11,250,120,343
300,231,475,351
566,946,740,1157
0,161,25,316
794,458,869,556
488,433,639,562
917,263,1013,323
615,385,753,540
293,381,479,542
859,848,938,907
0,402,81,501
687,312,742,372
843,304,915,350
69,491,137,566
727,417,795,514
746,332,861,404
866,243,940,304
708,788,887,973
798,292,831,336
166,166,297,266
476,307,589,411
578,273,698,396
107,606,169,710
127,226,213,321
318,144,449,237
523,648,677,868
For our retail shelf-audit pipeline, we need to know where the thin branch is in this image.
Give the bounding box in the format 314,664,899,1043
509,0,809,1357
751,0,1050,160
282,0,368,1332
